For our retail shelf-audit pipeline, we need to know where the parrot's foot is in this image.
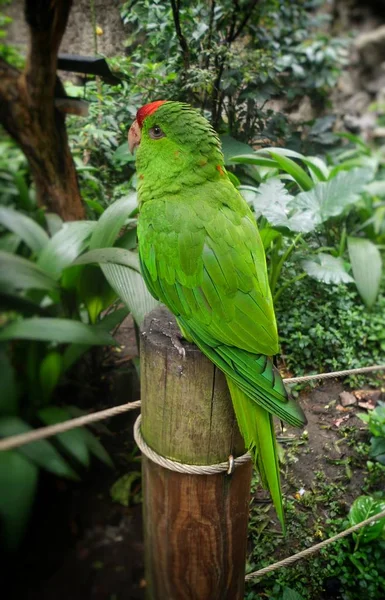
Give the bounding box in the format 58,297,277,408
155,318,186,358
169,332,186,358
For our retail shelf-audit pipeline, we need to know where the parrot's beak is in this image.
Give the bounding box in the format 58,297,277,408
128,120,141,154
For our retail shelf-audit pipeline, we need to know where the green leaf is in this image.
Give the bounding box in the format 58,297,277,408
269,152,313,191
61,307,129,373
259,228,282,250
89,193,138,250
220,135,254,164
73,247,141,272
231,154,280,169
101,263,158,325
85,199,105,215
78,265,117,324
82,427,114,468
347,237,382,308
282,588,305,600
0,289,48,315
111,142,136,166
0,318,117,345
0,450,38,551
45,212,63,237
38,406,90,468
0,232,20,253
289,168,374,232
110,472,141,506
369,437,385,464
0,206,49,253
256,147,329,181
302,253,354,285
364,180,385,197
39,351,62,402
252,179,294,228
0,348,19,416
349,495,385,544
0,251,58,292
37,221,96,280
0,416,79,479
115,226,138,250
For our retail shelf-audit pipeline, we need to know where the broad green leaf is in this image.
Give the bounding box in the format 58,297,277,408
82,428,114,468
45,212,63,237
110,472,141,506
0,348,18,416
328,158,376,180
0,289,47,315
349,495,385,544
365,180,385,197
0,251,57,292
370,437,385,464
0,416,79,479
302,253,354,285
259,228,282,250
37,221,96,280
0,206,49,253
282,588,305,600
39,351,62,402
101,263,158,325
111,142,136,166
292,168,374,229
73,247,141,272
0,317,117,345
269,152,313,191
85,199,105,215
220,135,254,164
252,178,294,228
0,232,20,253
78,265,117,324
255,147,329,181
13,171,35,211
231,154,280,169
61,307,129,373
115,227,138,250
335,131,371,151
89,193,138,250
348,237,382,308
38,406,90,468
0,451,38,551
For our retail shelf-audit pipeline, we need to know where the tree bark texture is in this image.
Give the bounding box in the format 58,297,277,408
0,0,85,220
140,306,252,600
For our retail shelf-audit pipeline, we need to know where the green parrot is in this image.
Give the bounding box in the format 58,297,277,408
128,100,306,528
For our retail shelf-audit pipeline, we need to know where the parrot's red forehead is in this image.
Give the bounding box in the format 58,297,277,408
136,101,166,128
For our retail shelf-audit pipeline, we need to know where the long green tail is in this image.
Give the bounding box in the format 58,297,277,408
226,376,285,531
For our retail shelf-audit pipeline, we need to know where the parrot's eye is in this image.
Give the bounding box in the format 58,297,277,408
149,125,165,140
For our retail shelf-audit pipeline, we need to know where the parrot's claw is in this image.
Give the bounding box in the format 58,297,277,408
170,334,186,358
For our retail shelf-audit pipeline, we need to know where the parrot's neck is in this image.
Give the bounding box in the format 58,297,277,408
137,154,225,202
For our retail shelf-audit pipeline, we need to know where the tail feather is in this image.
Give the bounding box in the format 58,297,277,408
226,377,285,531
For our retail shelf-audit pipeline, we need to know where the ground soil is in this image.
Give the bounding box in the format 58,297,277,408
4,321,384,599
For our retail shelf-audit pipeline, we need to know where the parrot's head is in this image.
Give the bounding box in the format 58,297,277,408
128,101,224,191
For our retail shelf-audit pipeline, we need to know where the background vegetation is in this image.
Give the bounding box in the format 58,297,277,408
0,0,385,598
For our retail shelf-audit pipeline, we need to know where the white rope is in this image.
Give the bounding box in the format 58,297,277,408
283,363,385,384
133,414,251,475
0,401,141,451
245,507,385,580
0,363,383,452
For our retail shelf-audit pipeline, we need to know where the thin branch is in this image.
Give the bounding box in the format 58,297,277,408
170,0,190,71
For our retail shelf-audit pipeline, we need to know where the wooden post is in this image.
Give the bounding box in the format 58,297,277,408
140,306,252,600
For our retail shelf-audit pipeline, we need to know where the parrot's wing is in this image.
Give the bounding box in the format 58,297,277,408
139,197,306,427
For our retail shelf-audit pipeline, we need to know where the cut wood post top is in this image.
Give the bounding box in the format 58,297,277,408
140,305,245,466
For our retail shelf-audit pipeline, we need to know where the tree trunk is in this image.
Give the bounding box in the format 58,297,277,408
0,0,85,221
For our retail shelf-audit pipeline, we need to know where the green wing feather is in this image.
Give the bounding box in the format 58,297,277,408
138,178,306,528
